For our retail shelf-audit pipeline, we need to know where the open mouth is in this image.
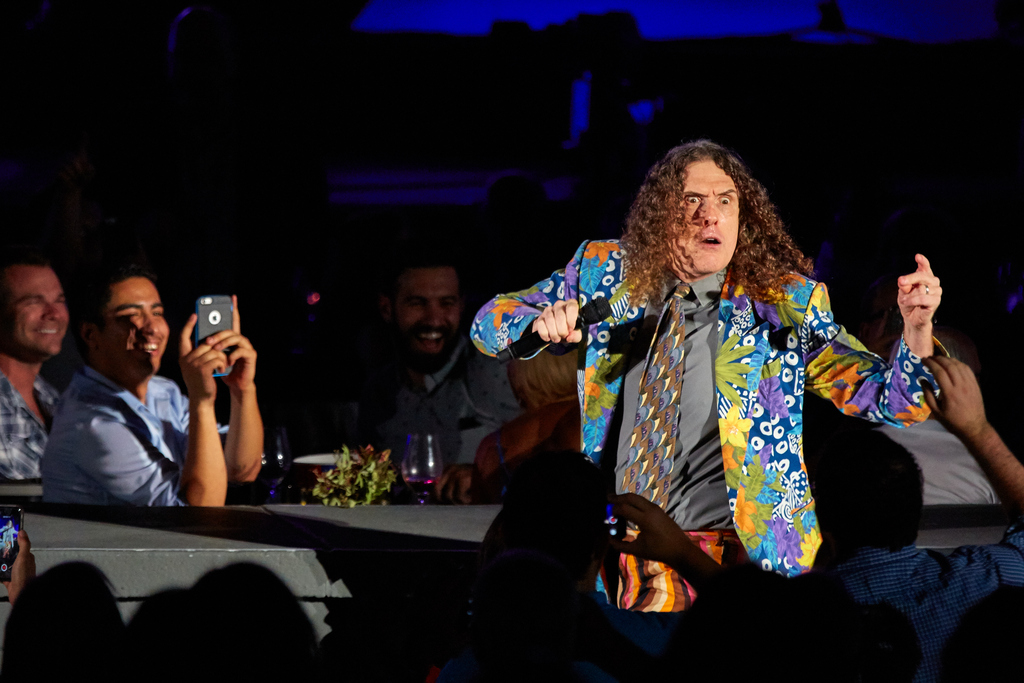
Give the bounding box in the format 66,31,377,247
134,341,162,354
407,327,452,359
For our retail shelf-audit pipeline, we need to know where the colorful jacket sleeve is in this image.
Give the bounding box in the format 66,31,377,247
471,241,586,357
800,281,932,426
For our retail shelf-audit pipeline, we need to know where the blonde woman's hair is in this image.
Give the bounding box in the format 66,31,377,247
507,348,578,411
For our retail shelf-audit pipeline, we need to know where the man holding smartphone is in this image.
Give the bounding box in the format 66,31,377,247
41,265,263,505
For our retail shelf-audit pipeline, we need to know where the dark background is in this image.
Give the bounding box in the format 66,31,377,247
2,0,1022,457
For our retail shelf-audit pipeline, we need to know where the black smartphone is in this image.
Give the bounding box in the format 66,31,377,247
195,295,234,377
605,503,627,538
0,506,22,582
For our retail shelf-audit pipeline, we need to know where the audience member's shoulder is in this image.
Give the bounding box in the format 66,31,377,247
942,519,1024,568
33,373,60,405
584,590,681,657
999,515,1024,547
58,369,127,415
572,661,620,682
436,647,481,683
147,375,184,399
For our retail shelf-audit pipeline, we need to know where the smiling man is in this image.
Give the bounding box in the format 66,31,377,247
358,253,519,501
0,247,69,480
41,265,263,506
384,264,464,379
472,139,942,611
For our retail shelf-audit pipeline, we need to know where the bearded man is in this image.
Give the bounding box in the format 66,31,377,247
358,253,519,502
471,140,941,611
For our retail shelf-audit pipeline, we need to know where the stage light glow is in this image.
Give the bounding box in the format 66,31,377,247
352,0,998,44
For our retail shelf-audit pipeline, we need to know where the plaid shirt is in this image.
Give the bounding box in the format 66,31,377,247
0,369,59,479
827,518,1024,683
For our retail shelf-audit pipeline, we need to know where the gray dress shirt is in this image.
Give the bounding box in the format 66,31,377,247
614,270,731,530
358,337,521,465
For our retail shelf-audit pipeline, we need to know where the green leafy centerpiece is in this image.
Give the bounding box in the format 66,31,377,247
311,445,398,507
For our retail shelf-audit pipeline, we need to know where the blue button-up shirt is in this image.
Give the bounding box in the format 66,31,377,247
42,366,193,506
827,518,1024,683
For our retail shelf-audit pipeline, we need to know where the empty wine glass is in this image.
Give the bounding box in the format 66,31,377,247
401,433,443,504
260,425,293,503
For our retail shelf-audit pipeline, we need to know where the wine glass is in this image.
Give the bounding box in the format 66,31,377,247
260,425,293,503
401,433,443,504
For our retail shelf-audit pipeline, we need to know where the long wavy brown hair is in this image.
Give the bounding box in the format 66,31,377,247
621,140,814,304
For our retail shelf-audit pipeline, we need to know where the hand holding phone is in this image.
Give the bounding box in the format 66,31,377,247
195,295,235,377
605,503,628,538
186,295,258,396
0,507,23,583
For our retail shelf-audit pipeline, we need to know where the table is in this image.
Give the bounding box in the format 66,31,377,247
0,503,501,650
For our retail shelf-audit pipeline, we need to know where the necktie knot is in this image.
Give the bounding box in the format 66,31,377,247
673,284,692,301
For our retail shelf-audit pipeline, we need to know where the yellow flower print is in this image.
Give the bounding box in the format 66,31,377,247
797,527,822,567
719,405,752,449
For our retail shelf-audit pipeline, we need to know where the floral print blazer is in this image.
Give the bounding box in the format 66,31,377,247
471,240,934,576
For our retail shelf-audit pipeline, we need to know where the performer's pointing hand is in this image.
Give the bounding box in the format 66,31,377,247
897,253,941,357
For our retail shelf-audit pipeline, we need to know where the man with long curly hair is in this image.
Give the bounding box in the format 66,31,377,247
471,139,941,612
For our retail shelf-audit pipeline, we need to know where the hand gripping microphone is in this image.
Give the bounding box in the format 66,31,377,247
496,298,613,362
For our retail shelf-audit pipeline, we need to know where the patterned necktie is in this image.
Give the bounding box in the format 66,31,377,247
622,284,690,508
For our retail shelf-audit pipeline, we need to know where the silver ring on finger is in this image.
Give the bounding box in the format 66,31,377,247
925,285,930,295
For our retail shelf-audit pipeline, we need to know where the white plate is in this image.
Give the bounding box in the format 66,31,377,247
293,454,338,466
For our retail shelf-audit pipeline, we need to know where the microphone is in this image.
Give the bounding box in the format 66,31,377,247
497,298,613,362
